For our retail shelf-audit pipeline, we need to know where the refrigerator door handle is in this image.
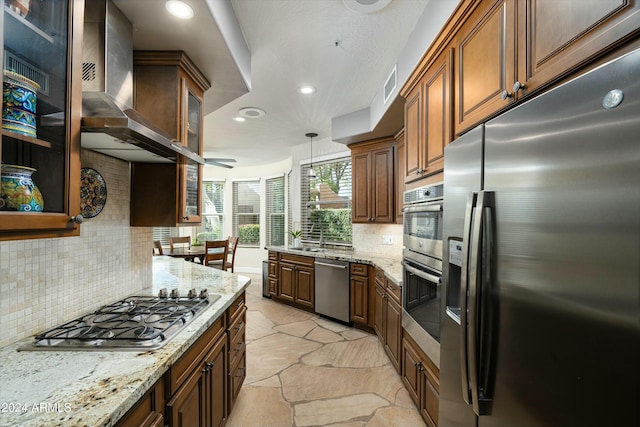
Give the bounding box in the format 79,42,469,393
468,190,495,416
459,191,477,405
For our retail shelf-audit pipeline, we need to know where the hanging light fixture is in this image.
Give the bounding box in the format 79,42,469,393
306,132,318,178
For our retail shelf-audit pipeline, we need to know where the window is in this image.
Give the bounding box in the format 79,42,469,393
233,180,260,246
152,227,181,246
266,176,285,246
301,156,352,245
195,181,225,243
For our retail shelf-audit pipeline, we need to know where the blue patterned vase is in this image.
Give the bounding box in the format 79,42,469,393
0,164,44,212
2,70,39,138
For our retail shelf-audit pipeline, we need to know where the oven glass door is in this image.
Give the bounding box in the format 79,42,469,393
403,259,442,342
404,203,443,258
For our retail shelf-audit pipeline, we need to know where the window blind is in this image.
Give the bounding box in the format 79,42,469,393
266,176,285,246
152,227,181,246
195,181,225,243
232,180,260,246
300,156,352,245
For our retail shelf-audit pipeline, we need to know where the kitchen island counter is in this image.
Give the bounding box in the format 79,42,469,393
266,246,403,285
0,257,251,427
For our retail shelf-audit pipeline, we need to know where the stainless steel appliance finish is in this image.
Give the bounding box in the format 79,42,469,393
403,183,444,267
314,259,350,323
440,48,640,427
80,0,204,165
402,182,444,366
20,292,219,351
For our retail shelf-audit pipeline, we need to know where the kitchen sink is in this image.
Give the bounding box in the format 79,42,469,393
291,247,321,252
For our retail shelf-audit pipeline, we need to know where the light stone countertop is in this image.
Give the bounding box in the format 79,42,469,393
0,257,251,427
266,246,403,285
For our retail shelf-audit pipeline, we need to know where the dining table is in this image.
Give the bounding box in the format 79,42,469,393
164,247,207,264
164,246,226,265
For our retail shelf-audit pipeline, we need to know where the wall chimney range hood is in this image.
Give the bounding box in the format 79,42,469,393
80,0,204,165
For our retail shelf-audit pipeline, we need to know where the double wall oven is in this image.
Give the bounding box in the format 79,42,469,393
402,182,443,362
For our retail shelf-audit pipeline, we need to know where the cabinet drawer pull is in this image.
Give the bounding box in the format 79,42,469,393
233,321,245,331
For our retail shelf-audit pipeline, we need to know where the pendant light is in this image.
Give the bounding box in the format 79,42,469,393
306,132,318,178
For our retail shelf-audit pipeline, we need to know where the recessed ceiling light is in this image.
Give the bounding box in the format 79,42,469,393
238,107,266,119
298,86,316,94
166,1,194,19
233,116,246,122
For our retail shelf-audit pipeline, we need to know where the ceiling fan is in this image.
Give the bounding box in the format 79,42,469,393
204,158,237,169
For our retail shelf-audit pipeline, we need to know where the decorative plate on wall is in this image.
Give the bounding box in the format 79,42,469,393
80,167,107,218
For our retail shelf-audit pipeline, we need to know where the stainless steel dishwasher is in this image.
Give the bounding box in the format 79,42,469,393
314,258,350,323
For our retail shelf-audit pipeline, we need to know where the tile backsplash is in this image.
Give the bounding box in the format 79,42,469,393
0,150,152,347
352,223,403,254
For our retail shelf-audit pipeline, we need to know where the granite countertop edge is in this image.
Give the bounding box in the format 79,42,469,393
0,257,251,427
265,246,403,285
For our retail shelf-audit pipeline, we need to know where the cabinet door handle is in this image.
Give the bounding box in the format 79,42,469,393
512,81,526,93
71,215,84,224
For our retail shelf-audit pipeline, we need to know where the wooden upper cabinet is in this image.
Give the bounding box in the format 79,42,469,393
130,51,210,227
517,0,640,95
394,129,405,223
453,0,516,135
404,48,452,184
454,0,640,135
1,0,83,240
350,138,395,224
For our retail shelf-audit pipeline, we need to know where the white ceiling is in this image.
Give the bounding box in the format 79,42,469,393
114,0,433,167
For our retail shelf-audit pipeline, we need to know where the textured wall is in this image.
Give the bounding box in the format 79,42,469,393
0,150,153,347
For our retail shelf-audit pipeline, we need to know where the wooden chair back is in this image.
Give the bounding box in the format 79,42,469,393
204,240,229,270
225,236,239,272
169,236,191,251
153,240,164,255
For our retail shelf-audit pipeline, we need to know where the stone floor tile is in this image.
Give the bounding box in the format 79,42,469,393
294,393,388,426
366,405,426,427
245,332,322,384
253,299,315,325
246,310,276,341
340,328,370,340
314,316,352,332
305,326,344,343
274,319,318,337
302,336,389,368
280,363,405,404
226,386,293,427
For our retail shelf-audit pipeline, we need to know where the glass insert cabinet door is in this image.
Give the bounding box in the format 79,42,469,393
179,81,202,223
1,0,82,239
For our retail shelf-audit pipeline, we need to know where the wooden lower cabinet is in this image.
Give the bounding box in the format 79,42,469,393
166,335,227,427
115,376,165,427
349,263,373,327
402,333,440,427
118,292,247,427
268,251,278,297
275,254,315,310
373,269,402,373
227,293,247,413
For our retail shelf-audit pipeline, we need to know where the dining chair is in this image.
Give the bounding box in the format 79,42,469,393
204,240,229,270
225,236,239,272
153,240,164,256
169,236,194,261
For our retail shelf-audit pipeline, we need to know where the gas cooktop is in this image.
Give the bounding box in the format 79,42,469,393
19,289,220,351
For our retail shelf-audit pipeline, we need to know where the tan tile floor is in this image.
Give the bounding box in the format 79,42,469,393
227,273,426,427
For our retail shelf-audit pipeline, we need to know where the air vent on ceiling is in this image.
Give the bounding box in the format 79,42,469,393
4,51,49,96
384,64,397,105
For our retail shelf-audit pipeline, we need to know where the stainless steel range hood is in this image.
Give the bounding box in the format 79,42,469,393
81,0,204,165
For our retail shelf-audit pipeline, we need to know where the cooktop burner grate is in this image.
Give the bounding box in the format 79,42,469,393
21,294,220,351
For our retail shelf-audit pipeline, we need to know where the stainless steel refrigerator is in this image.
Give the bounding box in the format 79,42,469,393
440,47,640,427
